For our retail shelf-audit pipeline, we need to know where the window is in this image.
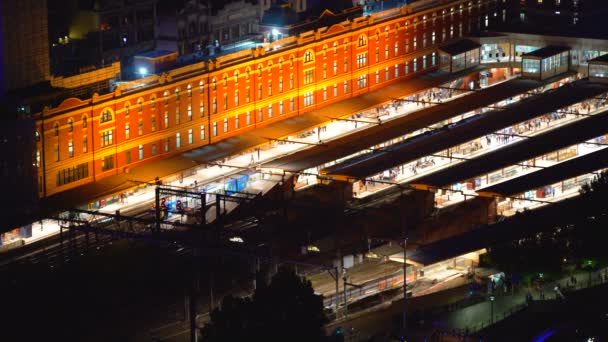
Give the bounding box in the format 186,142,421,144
54,144,59,161
246,87,251,103
223,94,228,110
385,67,389,80
235,114,240,129
82,116,87,128
343,81,349,94
164,91,169,104
304,50,314,63
235,71,239,84
176,133,181,148
333,61,338,75
357,75,367,89
151,115,156,132
212,98,217,114
125,104,130,116
432,31,436,45
279,78,283,92
246,111,251,125
164,138,169,152
212,78,217,90
100,110,112,123
358,35,366,47
102,155,114,171
68,140,74,157
125,123,130,139
164,112,169,128
422,55,427,69
304,69,314,85
357,53,367,68
175,88,180,101
213,122,218,136
394,64,399,77
375,70,380,83
223,75,228,87
290,98,295,111
68,119,73,132
56,163,89,186
138,120,143,135
405,61,410,74
152,143,157,156
333,84,338,97
223,118,228,133
258,84,263,98
343,59,348,73
188,105,193,120
151,97,156,109
258,108,263,122
375,49,379,63
394,43,399,56
101,130,113,147
187,84,192,97
333,41,338,54
138,98,143,112
413,37,417,50
323,87,328,100
188,128,193,144
268,81,272,96
432,52,436,66
139,145,144,160
385,46,389,59
323,65,327,79
200,102,205,116
290,74,294,89
413,58,418,72
199,80,204,94
304,92,314,107
268,104,273,118
176,108,180,125
83,136,88,153
200,125,206,140
279,101,284,115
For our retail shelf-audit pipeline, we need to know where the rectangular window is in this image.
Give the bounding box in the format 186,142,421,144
343,81,348,94
343,59,348,73
268,81,272,96
139,145,144,160
279,78,283,92
176,133,181,148
279,101,284,115
224,118,229,133
258,84,263,98
212,98,217,113
394,64,399,78
406,61,410,74
290,74,294,89
125,123,130,139
102,155,114,171
200,125,206,140
101,130,113,147
246,87,250,103
234,91,239,106
213,122,218,136
357,75,367,89
333,84,338,97
375,70,380,83
54,144,60,161
375,49,379,63
304,92,314,107
304,69,314,85
268,104,273,118
246,111,251,125
357,53,367,68
290,98,295,111
152,143,157,156
188,128,193,144
83,136,88,153
333,61,338,75
200,102,205,116
223,94,228,110
385,67,389,80
68,140,74,158
323,65,327,79
235,114,240,129
188,106,193,121
323,87,328,100
138,120,143,135
413,58,418,72
164,138,169,152
394,43,399,56
151,115,156,132
258,108,263,122
176,108,181,125
385,46,389,59
164,112,169,128
126,150,131,164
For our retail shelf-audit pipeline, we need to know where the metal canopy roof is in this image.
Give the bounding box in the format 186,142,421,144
478,147,608,197
439,39,481,55
522,45,570,59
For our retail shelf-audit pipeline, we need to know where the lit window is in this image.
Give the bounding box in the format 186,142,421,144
68,140,73,157
224,118,228,133
139,145,144,160
68,118,73,132
176,133,181,148
304,92,314,107
188,128,193,144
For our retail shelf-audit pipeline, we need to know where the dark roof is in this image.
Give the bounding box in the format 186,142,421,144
522,45,570,59
135,50,176,58
479,147,608,197
589,53,608,64
439,39,481,55
410,81,608,187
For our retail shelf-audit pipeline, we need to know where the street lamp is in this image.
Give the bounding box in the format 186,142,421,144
489,295,495,324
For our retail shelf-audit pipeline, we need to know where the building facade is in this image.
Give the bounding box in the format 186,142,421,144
36,0,501,198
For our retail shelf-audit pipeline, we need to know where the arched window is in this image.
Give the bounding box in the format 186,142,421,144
54,123,59,136
199,80,204,94
358,35,366,47
304,50,314,63
234,71,239,84
175,88,180,101
163,91,169,104
82,115,87,128
187,83,192,97
212,78,217,90
223,75,228,86
138,98,143,112
100,109,113,123
68,118,74,132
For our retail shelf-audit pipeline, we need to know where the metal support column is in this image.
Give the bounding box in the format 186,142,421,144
155,186,161,233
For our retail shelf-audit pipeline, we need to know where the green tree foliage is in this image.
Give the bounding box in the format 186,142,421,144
201,267,328,342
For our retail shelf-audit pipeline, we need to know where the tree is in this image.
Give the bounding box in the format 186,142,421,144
201,267,328,342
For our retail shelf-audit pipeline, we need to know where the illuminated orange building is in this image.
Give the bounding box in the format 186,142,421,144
35,0,500,198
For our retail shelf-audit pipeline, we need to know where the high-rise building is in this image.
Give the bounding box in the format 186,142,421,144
0,0,51,94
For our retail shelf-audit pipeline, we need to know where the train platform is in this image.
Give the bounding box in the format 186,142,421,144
323,79,608,180
263,75,539,173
